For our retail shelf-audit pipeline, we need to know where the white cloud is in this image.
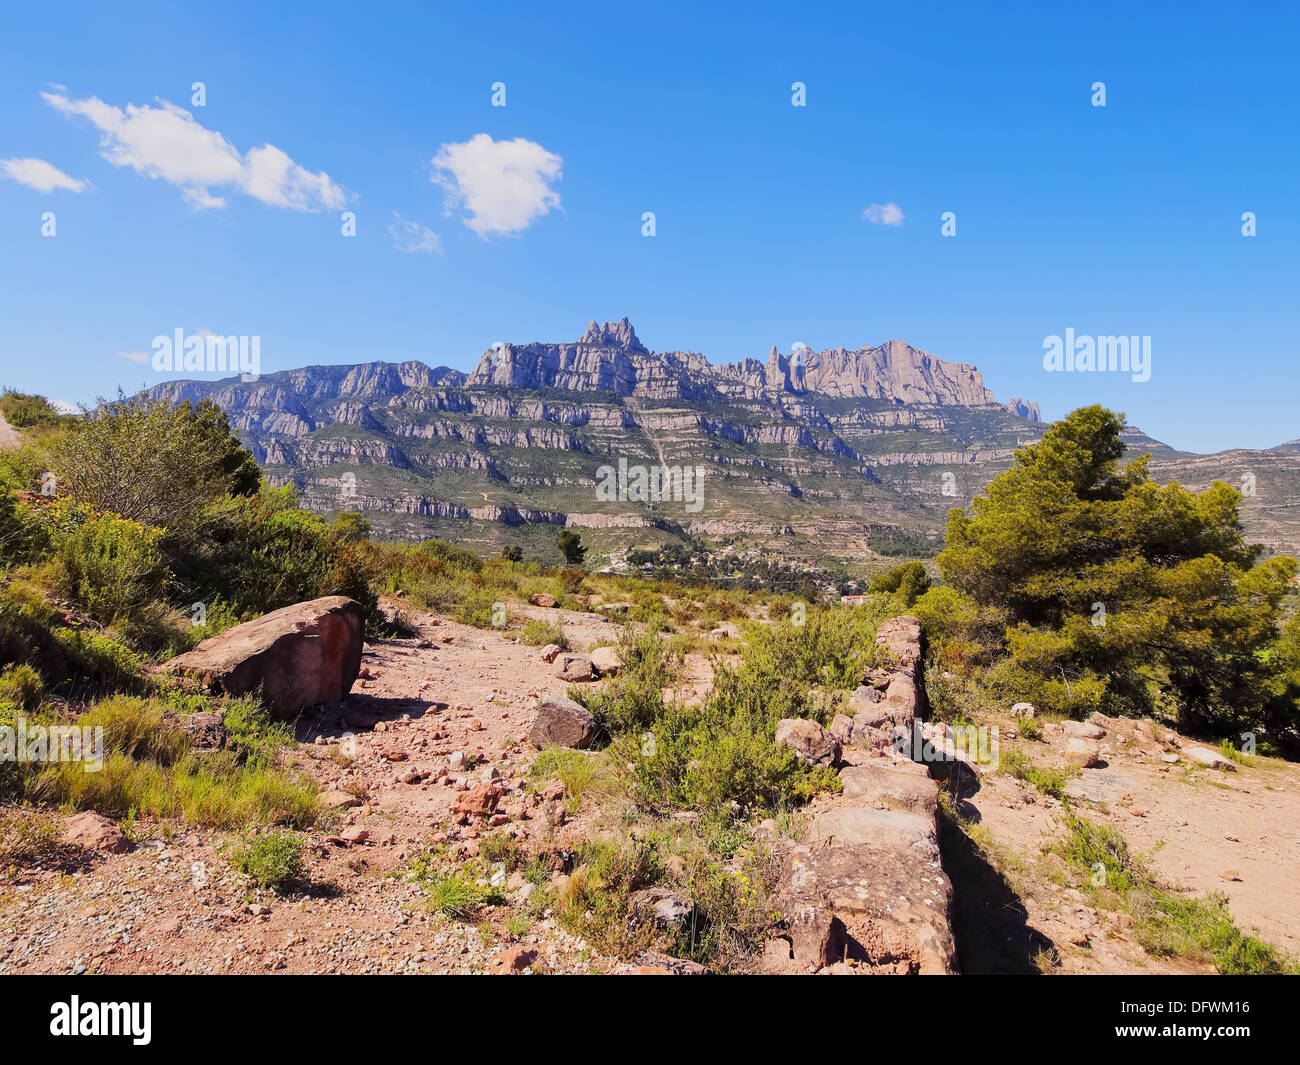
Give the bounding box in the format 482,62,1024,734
862,202,905,226
116,350,150,364
387,212,442,254
42,91,346,212
0,157,88,193
431,133,562,237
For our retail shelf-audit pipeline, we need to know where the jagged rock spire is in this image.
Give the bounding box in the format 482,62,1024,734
579,317,646,353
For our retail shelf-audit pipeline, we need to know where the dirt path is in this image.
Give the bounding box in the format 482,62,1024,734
951,711,1300,973
0,412,21,450
0,601,643,975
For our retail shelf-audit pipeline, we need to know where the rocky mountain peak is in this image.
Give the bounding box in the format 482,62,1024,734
579,317,646,353
1004,396,1041,421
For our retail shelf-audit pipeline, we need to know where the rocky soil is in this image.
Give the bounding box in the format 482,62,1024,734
947,709,1300,974
2,597,1296,976
0,600,667,975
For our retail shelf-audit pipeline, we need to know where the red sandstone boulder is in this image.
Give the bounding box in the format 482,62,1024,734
162,596,364,715
65,811,130,854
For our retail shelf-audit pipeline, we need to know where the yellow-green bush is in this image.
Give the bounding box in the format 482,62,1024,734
47,500,168,623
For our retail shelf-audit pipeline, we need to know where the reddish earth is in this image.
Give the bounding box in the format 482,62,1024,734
2,597,1294,975
0,600,648,975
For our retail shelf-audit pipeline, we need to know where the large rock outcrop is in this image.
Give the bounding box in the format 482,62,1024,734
162,596,364,715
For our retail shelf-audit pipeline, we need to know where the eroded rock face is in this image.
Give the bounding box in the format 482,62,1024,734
838,764,940,815
766,769,956,974
162,596,364,715
875,615,923,668
527,694,597,749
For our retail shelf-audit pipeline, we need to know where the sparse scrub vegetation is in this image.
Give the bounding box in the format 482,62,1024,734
1000,747,1075,798
230,829,305,891
1053,813,1297,974
519,617,566,648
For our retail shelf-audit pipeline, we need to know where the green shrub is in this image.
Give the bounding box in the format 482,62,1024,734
454,586,501,628
520,617,566,648
868,560,931,608
230,830,305,891
556,835,662,956
47,501,169,622
184,484,377,620
0,664,44,710
51,629,146,693
0,390,72,430
0,807,63,867
51,393,256,530
1016,715,1044,741
422,870,491,919
531,747,604,799
576,626,678,735
999,748,1074,798
221,694,293,767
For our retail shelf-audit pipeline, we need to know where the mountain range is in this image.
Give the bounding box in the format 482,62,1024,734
143,320,1300,564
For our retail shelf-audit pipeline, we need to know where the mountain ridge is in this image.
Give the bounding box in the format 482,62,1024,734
139,320,1300,562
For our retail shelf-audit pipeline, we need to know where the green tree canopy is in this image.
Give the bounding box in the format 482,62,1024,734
53,393,260,530
930,404,1298,734
868,560,931,607
556,529,586,567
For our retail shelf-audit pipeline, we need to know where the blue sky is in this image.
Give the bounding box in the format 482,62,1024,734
1,0,1296,453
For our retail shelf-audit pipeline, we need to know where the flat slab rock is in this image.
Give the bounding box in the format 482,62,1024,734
764,746,956,974
767,833,955,975
162,595,364,715
838,764,939,816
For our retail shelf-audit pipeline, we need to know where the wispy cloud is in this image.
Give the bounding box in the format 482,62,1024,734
0,157,88,193
42,91,346,212
388,212,442,254
862,202,905,226
431,133,562,237
116,350,151,364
